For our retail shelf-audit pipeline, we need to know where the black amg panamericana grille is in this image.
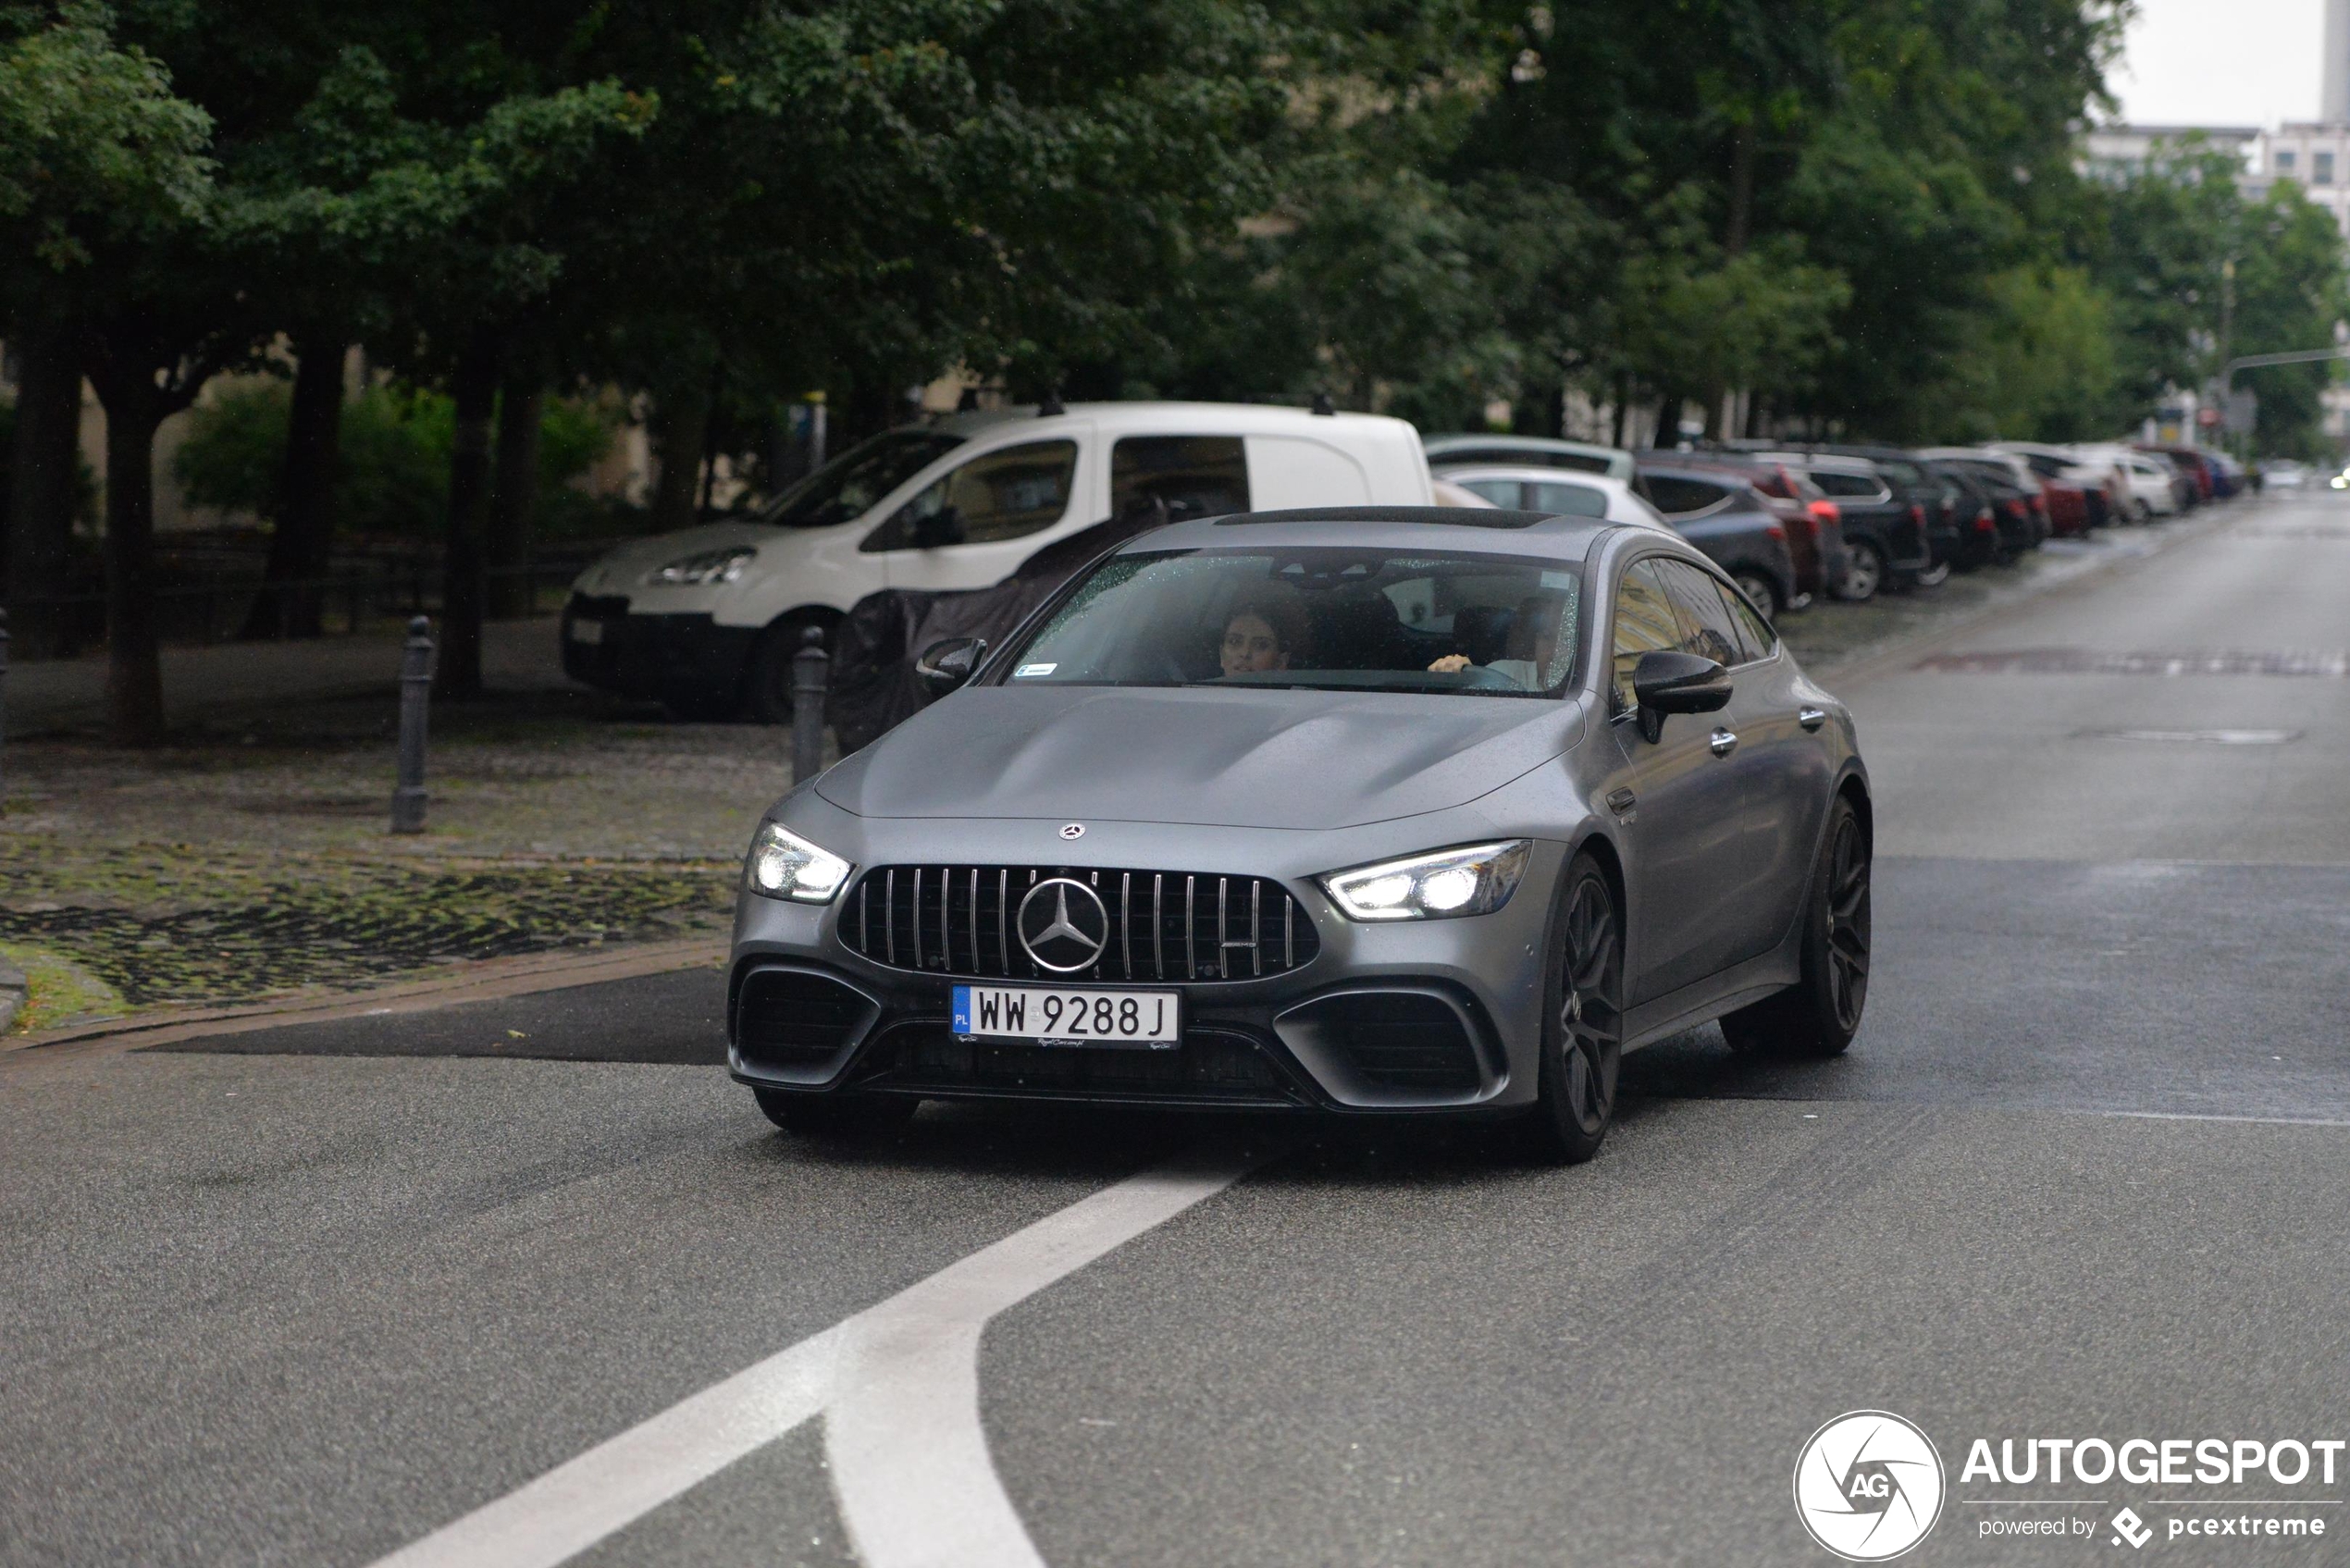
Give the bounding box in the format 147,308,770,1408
837,865,1320,983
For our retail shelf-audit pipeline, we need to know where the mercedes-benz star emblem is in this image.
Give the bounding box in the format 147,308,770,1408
1016,878,1109,973
1059,823,1085,840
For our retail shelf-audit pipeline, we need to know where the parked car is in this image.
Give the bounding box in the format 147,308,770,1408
1917,461,2010,570
2203,451,2247,498
1778,443,1962,580
1990,443,2112,533
1439,466,1674,531
563,401,1436,720
732,505,1873,1160
1920,451,2048,554
2073,445,2182,521
1423,433,1636,479
1632,462,1802,618
1753,451,1939,596
2139,445,2214,505
1653,453,1849,604
2261,459,2308,492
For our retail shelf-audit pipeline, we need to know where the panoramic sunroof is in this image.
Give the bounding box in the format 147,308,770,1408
1214,506,1548,529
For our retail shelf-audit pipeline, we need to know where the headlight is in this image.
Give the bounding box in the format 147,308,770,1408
647,546,757,586
745,822,853,903
1317,840,1530,921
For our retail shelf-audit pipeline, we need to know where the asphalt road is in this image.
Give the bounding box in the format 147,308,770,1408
6,489,2350,1568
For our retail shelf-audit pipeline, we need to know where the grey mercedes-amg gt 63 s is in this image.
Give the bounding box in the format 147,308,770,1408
729,506,1871,1161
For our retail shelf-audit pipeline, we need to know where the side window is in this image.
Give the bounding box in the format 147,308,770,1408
1655,559,1745,667
863,440,1078,552
1717,574,1777,660
1458,478,1523,508
1641,475,1729,517
1526,480,1609,518
1812,472,1875,499
1610,560,1680,712
1111,436,1248,522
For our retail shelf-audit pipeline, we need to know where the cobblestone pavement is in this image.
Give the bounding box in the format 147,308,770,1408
0,686,796,1031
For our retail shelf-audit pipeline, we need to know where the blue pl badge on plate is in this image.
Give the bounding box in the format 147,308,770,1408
952,985,972,1036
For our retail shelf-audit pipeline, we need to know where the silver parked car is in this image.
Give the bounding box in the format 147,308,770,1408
728,507,1873,1162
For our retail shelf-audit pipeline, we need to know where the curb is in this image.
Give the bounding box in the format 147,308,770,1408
0,936,727,1063
0,957,24,1038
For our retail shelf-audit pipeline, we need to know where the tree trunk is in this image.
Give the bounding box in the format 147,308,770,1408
241,329,345,639
99,379,167,745
1653,388,1687,448
435,334,501,700
485,377,542,620
1610,372,1631,450
648,384,708,536
6,323,84,660
1512,381,1565,439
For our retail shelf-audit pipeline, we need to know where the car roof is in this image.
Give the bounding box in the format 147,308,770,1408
1119,506,1620,557
918,400,1420,440
1755,451,1883,475
1422,433,1630,461
1431,465,1639,493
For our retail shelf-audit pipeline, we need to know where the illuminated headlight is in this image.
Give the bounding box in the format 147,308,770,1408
745,822,852,903
1318,840,1530,921
647,546,757,586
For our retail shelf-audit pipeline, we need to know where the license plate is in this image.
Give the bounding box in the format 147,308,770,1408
569,619,604,645
952,984,1181,1048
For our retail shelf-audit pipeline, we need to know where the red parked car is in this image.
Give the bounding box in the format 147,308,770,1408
2139,446,2214,504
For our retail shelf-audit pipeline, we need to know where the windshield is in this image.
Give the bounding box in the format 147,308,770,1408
762,430,964,529
1000,547,1583,698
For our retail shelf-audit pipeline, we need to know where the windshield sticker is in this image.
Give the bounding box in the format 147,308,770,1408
1015,662,1058,678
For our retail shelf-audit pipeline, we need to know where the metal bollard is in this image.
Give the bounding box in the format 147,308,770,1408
391,616,435,833
0,608,9,819
791,624,829,784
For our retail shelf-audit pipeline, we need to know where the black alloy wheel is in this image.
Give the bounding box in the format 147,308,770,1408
1720,794,1871,1058
1526,853,1625,1163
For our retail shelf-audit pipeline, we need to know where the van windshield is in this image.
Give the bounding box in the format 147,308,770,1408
764,430,964,529
999,547,1583,698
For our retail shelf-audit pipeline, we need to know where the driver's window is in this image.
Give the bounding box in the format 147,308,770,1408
861,440,1078,552
1610,560,1679,713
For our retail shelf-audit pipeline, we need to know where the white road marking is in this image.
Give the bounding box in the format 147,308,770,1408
364,1143,1265,1568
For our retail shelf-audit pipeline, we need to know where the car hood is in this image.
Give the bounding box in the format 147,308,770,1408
815,685,1585,830
573,520,783,596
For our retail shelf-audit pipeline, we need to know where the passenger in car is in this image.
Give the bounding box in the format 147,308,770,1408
1428,593,1566,689
1219,592,1310,677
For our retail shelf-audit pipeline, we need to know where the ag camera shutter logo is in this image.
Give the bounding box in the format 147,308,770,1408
1794,1411,1946,1561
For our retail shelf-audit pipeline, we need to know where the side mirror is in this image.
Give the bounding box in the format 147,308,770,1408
1631,649,1730,743
915,636,986,696
911,504,967,549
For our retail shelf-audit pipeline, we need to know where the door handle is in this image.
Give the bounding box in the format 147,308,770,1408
1709,728,1738,759
1798,706,1827,732
1606,786,1638,817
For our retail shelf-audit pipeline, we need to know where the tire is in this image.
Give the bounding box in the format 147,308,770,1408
1731,570,1781,623
1835,539,1883,602
753,1087,919,1137
747,613,835,726
1720,794,1871,1058
1911,560,1950,589
1521,852,1625,1164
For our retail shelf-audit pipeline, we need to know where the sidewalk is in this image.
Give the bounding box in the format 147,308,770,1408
5,617,575,737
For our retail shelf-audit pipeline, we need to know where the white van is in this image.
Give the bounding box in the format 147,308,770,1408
562,401,1435,718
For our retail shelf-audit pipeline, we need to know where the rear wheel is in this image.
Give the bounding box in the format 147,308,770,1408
1523,853,1624,1164
753,1087,919,1137
1721,795,1870,1058
1835,539,1883,602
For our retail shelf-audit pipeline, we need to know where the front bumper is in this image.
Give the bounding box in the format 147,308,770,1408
725,834,1566,1116
561,592,759,705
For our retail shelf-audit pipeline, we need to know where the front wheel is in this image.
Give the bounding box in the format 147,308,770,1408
1522,853,1625,1164
1721,795,1871,1058
1835,539,1883,602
